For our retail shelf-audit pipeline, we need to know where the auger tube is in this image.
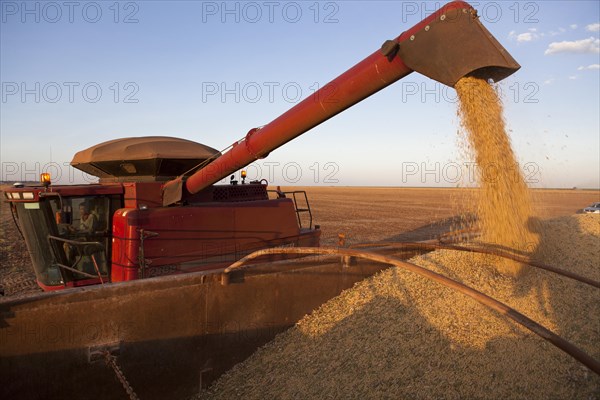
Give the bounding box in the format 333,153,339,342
162,0,520,205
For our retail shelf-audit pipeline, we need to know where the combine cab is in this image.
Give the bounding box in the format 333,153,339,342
1,1,522,398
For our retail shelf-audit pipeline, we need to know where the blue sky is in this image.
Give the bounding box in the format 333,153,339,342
1,1,599,188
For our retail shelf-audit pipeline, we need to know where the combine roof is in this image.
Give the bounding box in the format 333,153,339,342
71,136,221,182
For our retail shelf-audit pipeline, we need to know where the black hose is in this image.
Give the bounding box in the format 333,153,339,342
349,241,600,289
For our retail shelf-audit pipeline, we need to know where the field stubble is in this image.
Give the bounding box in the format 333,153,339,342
0,187,598,296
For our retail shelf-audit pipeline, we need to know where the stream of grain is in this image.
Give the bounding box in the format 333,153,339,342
455,76,539,275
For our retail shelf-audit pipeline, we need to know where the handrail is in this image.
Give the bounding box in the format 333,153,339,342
267,189,313,229
47,234,105,249
47,235,107,282
290,191,313,229
222,246,600,375
52,262,100,280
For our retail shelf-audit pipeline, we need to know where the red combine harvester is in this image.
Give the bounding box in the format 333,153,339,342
1,2,520,399
7,136,321,290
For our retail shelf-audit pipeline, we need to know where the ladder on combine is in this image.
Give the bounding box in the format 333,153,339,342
289,191,312,229
269,189,313,229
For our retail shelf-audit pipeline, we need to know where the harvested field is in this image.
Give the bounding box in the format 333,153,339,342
201,213,600,400
287,186,599,245
0,190,40,297
0,187,598,297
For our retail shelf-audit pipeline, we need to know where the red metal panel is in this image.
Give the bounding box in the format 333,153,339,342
111,199,314,281
111,208,137,282
112,266,138,282
123,182,163,208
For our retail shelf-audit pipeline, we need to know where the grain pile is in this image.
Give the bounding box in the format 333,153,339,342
199,78,599,399
200,214,599,399
455,77,538,275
